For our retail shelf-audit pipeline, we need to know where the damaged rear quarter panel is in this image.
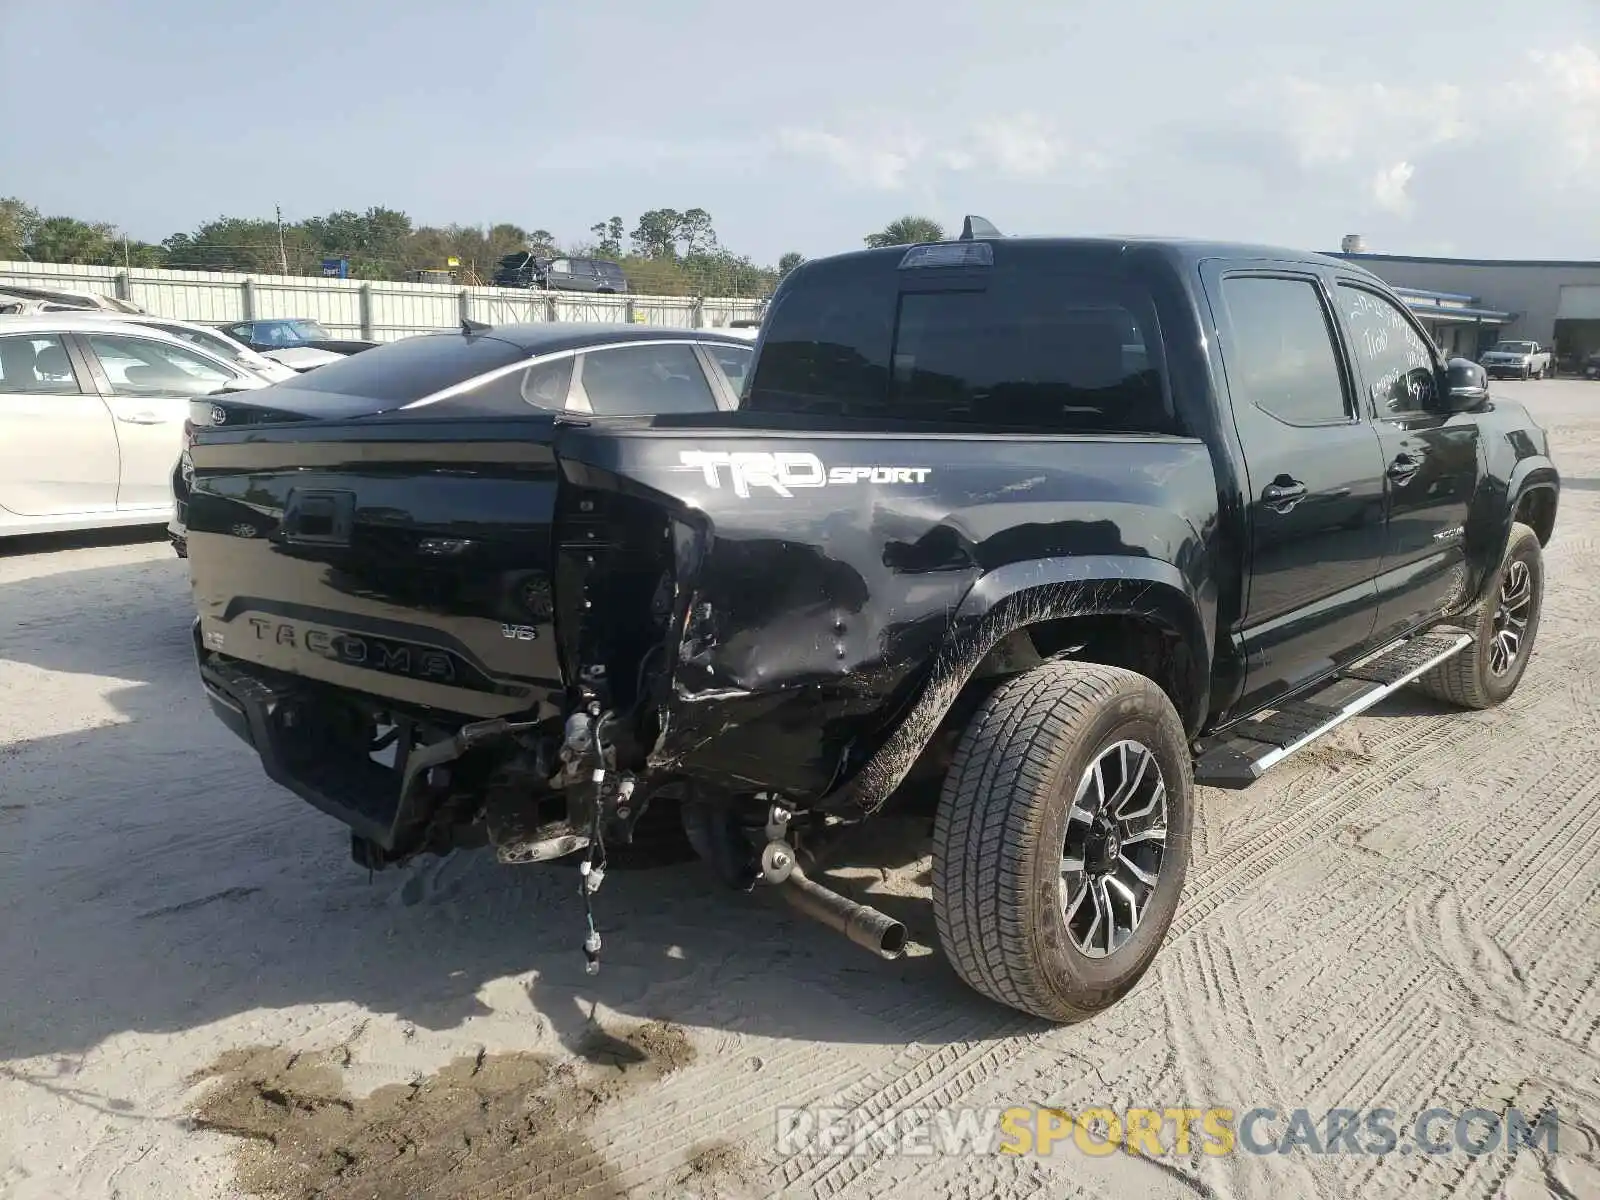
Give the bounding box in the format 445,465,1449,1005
556,426,1218,802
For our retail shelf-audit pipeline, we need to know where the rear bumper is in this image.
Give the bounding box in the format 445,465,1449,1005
194,619,424,850
168,501,187,553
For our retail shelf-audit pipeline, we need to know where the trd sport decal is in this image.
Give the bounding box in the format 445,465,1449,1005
676,451,932,498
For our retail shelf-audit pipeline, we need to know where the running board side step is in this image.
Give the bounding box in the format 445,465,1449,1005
1194,629,1473,788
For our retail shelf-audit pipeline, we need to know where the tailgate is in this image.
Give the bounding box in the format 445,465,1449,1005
186,415,569,720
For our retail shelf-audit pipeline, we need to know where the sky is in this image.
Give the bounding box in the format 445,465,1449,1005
5,0,1600,266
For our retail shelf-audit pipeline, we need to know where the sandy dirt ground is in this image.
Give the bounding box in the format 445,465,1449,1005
2,380,1598,1200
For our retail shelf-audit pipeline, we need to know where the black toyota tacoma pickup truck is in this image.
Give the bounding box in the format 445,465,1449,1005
182,224,1560,1022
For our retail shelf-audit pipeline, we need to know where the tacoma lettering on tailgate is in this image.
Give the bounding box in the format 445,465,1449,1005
246,617,457,683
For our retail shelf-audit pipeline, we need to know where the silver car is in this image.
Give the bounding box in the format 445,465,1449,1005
0,315,270,538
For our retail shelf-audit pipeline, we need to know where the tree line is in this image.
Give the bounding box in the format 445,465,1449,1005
1,197,952,298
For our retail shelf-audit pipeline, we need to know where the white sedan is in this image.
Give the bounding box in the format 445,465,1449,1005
45,311,302,384
0,315,271,538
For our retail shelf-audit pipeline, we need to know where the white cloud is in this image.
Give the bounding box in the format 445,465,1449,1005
1516,45,1600,178
1191,47,1600,234
774,126,928,190
1203,73,1470,232
1371,161,1415,214
981,114,1065,177
770,44,1600,254
1233,77,1469,172
776,112,1086,188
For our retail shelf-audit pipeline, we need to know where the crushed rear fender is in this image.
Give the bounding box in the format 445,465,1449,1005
551,425,1219,809
817,555,1214,820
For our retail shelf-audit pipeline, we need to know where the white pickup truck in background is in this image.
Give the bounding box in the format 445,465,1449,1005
1480,338,1554,380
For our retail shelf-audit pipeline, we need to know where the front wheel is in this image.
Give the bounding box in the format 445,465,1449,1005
1411,522,1544,709
932,661,1193,1022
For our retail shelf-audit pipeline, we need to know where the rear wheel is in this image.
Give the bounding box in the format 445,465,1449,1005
1411,522,1543,709
932,661,1193,1022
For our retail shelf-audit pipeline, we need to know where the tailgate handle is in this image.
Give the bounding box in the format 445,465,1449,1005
281,489,355,545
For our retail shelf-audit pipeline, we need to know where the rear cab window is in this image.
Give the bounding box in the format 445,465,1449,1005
746,244,1179,435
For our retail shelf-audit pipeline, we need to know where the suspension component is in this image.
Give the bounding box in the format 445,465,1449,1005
760,799,798,884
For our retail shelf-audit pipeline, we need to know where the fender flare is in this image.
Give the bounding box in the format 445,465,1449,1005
1505,461,1559,546
1458,459,1558,614
819,555,1213,819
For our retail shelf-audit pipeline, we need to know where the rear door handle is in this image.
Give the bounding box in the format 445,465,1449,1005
117,411,166,425
1262,478,1308,513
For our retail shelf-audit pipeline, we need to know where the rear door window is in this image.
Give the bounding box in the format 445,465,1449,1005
577,343,719,414
1219,276,1352,425
704,342,754,396
458,356,576,410
0,333,86,394
748,253,1175,433
84,333,237,397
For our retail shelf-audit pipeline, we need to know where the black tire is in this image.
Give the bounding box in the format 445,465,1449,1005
1411,522,1543,709
932,661,1193,1022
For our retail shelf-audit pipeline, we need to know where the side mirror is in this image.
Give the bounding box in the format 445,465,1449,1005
1443,358,1488,411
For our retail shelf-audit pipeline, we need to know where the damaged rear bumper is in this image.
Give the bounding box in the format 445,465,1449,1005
194,618,452,857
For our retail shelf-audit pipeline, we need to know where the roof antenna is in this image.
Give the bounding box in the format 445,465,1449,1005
461,317,492,337
959,215,1001,240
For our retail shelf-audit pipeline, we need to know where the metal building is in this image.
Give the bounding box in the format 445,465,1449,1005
1388,285,1513,360
1330,240,1600,365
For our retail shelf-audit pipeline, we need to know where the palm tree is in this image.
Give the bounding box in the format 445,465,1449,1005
863,216,946,249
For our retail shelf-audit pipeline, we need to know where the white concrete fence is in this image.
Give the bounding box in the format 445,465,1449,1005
0,260,767,342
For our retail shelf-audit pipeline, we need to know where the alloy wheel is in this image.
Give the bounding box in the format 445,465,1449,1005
1060,740,1168,958
1489,559,1533,676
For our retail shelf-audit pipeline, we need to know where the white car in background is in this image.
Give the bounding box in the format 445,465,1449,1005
719,319,760,340
255,343,347,373
36,310,300,384
0,315,270,538
0,284,148,315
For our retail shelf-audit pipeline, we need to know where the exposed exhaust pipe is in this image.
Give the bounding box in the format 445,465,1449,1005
779,864,908,959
